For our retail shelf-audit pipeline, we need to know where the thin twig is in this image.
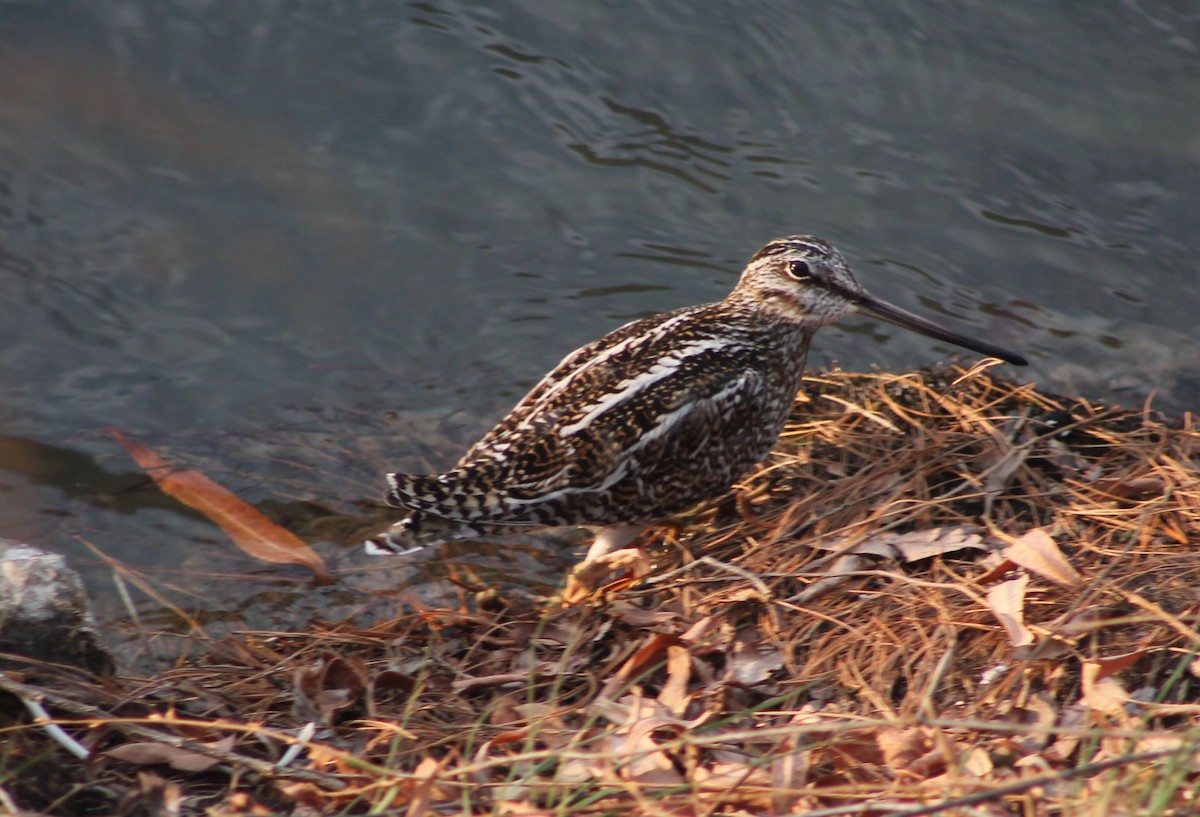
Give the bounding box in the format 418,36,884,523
0,671,346,790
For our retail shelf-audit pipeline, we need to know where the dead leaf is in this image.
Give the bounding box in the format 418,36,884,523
768,712,817,811
1093,475,1166,499
1080,665,1130,720
1003,528,1082,589
276,781,331,811
1087,647,1150,681
129,772,183,816
107,427,331,584
963,746,994,777
1132,734,1198,760
600,697,688,788
107,738,231,772
877,728,929,772
679,615,715,644
986,574,1035,647
609,633,683,691
872,526,987,562
981,433,1031,501
789,553,869,604
1042,438,1090,477
1043,704,1086,762
294,654,367,724
975,557,1018,584
808,526,985,562
406,755,456,813
561,547,647,604
496,804,561,817
367,669,416,717
726,633,783,685
656,645,692,716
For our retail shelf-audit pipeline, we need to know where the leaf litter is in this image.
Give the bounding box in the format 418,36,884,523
4,366,1200,815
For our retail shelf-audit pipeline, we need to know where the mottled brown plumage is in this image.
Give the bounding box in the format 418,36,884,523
367,235,1026,561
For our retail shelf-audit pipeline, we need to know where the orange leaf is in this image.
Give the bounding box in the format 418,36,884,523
975,557,1018,584
107,427,332,584
616,633,683,684
1086,647,1151,681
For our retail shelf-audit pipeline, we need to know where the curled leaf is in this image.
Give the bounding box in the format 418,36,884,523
986,574,1035,648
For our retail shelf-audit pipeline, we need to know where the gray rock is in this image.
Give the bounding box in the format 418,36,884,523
0,541,114,675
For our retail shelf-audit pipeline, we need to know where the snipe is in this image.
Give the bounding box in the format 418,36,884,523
367,236,1026,563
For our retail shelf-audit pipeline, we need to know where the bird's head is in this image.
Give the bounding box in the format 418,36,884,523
735,235,1027,366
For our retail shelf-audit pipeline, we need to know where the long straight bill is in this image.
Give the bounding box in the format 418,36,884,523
856,292,1028,366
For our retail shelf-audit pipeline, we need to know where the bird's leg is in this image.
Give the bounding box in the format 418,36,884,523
583,524,645,563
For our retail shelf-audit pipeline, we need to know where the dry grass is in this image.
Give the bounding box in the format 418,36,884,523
3,365,1200,815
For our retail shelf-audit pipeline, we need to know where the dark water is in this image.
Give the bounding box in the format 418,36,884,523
1,2,1197,662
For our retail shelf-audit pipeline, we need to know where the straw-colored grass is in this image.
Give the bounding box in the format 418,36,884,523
3,366,1199,815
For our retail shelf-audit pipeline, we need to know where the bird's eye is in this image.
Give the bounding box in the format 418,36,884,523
786,260,811,280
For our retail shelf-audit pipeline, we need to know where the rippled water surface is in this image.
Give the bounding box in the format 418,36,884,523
1,1,1196,663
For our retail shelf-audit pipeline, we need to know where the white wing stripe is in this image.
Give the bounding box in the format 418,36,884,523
526,310,700,419
624,373,753,457
557,336,735,438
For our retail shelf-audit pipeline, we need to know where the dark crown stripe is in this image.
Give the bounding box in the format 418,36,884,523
749,235,832,263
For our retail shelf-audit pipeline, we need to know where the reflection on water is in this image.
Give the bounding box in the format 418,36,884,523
0,1,1197,665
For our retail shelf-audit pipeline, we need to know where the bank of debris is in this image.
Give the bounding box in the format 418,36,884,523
3,366,1198,815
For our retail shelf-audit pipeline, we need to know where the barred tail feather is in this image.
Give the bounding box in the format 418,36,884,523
386,472,457,511
364,534,425,557
363,510,489,558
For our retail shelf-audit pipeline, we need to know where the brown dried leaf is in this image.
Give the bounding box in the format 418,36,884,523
1043,703,1087,762
107,737,231,773
963,746,994,777
294,655,367,723
130,773,183,816
606,705,687,787
1004,528,1082,589
770,748,808,814
107,427,331,584
612,633,682,687
561,547,647,604
1093,475,1166,499
277,781,330,810
1043,438,1091,477
871,526,986,562
975,557,1018,584
495,804,561,817
981,433,1030,499
1088,647,1150,681
406,755,456,813
368,669,416,717
679,615,716,644
876,727,930,772
789,553,869,604
656,644,692,716
726,634,783,685
1080,667,1130,719
809,526,985,561
986,574,1035,647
